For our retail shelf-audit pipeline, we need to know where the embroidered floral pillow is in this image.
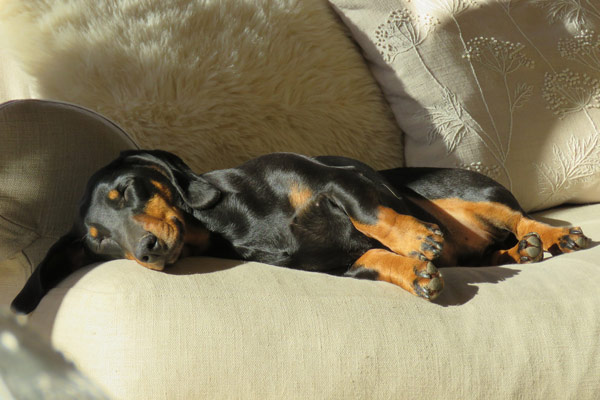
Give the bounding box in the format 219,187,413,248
329,0,600,211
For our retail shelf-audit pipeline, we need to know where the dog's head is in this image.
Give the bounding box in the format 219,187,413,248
79,150,220,269
11,150,220,314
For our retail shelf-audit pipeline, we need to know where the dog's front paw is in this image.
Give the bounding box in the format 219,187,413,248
413,261,444,300
408,223,444,261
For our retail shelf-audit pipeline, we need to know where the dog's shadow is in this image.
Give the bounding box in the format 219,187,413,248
166,256,522,307
432,266,521,306
432,212,600,307
164,257,245,276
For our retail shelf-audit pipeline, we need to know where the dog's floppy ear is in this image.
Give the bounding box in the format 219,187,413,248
11,229,98,314
122,150,221,210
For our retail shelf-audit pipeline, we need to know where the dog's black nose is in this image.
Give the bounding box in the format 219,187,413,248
135,234,161,263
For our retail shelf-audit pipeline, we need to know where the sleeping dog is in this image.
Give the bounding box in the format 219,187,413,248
11,150,591,313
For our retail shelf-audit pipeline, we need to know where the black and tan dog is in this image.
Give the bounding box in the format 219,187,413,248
12,150,590,313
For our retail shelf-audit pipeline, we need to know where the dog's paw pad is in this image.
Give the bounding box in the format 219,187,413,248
413,262,444,300
518,232,543,263
559,227,590,252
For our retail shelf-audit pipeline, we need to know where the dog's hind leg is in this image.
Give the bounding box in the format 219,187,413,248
511,216,590,256
488,232,544,265
473,203,591,265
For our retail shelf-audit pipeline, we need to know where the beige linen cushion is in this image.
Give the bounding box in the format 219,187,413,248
329,0,600,211
0,99,137,305
0,0,403,172
26,204,600,400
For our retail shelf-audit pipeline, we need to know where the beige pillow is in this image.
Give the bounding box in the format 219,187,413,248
330,0,600,211
0,0,403,172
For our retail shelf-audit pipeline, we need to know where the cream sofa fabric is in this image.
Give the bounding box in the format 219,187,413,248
24,204,600,400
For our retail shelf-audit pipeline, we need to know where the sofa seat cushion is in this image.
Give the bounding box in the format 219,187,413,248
27,203,600,399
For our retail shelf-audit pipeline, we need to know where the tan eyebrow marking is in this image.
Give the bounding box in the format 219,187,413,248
108,189,120,200
151,180,173,201
89,226,98,238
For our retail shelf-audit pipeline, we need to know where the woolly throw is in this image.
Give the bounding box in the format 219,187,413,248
0,0,403,172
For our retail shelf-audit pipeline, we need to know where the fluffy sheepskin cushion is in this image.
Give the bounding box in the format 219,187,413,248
0,0,403,172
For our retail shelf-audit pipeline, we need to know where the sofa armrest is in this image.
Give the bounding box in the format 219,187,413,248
0,100,137,306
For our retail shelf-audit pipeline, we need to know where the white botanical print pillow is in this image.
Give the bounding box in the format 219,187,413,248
330,0,600,211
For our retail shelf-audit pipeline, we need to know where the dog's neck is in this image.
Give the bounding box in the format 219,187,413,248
182,211,211,254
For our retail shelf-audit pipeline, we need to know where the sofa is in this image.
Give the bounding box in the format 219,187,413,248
1,0,599,399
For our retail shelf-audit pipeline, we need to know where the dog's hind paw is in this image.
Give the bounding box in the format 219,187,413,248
517,232,544,263
554,227,590,254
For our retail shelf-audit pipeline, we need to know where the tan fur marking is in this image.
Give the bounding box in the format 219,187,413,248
151,180,173,201
489,241,540,265
413,198,503,265
411,198,588,264
289,183,312,210
134,180,183,253
134,194,183,247
352,249,442,297
350,206,440,258
108,189,120,200
513,218,583,254
127,180,213,270
353,249,415,290
428,198,525,236
428,198,584,254
490,247,521,264
88,226,98,238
